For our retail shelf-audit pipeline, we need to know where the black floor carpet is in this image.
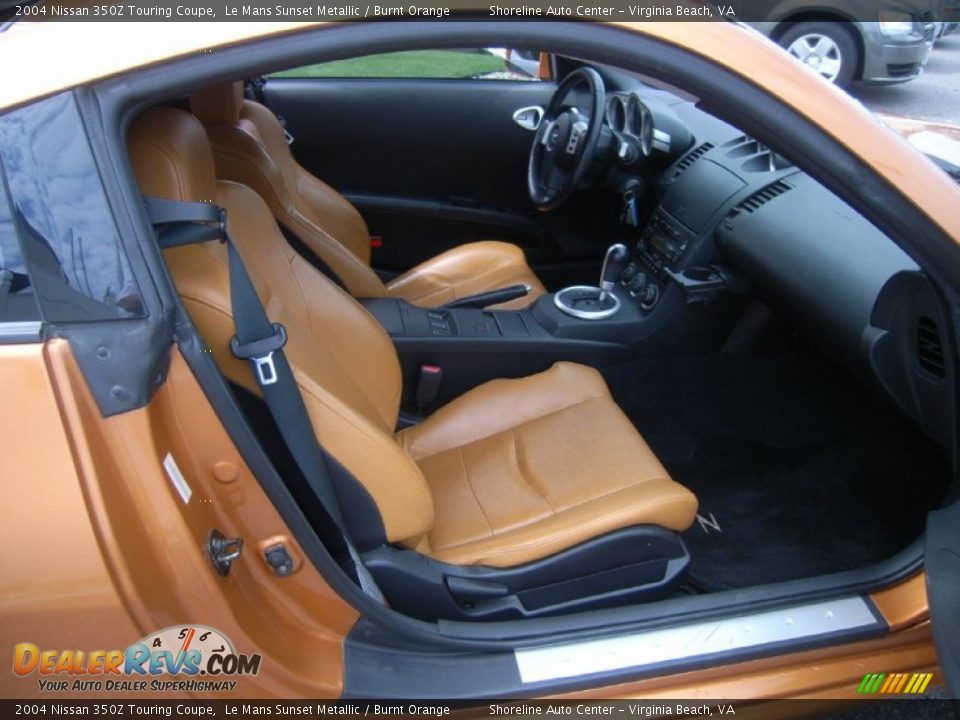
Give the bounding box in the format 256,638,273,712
603,352,952,591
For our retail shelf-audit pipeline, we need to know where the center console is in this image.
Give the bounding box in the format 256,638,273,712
363,224,735,412
361,297,635,409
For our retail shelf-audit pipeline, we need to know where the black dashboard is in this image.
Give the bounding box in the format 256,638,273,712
602,84,956,452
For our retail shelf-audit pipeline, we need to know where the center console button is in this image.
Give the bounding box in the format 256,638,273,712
639,283,660,310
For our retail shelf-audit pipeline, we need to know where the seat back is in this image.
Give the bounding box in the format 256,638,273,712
190,82,386,299
128,107,433,546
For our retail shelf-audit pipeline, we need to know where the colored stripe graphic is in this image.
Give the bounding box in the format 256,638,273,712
857,672,932,694
915,673,933,693
878,674,895,693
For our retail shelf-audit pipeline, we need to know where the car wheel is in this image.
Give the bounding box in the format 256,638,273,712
778,22,858,88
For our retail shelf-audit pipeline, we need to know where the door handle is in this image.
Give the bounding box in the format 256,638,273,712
513,106,544,131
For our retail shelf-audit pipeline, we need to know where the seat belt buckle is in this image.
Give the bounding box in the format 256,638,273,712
251,353,279,386
230,323,288,387
415,365,443,413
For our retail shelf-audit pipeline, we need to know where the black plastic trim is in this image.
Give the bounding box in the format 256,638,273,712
328,453,387,553
345,193,544,236
3,88,172,416
925,496,960,697
363,527,688,621
0,320,43,344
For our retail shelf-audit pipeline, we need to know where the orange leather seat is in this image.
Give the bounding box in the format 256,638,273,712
127,107,697,571
189,82,546,310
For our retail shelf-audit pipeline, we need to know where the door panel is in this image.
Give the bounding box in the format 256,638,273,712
262,77,557,271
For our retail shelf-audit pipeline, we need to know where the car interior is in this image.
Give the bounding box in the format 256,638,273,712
123,48,955,625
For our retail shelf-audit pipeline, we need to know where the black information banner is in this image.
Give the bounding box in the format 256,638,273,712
5,0,960,22
0,699,956,718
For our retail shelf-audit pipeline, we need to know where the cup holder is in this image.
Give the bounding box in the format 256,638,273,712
553,286,621,321
680,267,716,283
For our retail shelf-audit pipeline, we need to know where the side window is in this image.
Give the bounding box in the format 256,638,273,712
0,160,40,323
272,48,549,81
0,92,144,324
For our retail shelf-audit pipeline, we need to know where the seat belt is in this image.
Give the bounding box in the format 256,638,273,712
143,196,384,603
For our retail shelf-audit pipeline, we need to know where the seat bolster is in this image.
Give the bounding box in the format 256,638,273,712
430,479,698,567
204,122,386,299
396,362,610,461
293,164,373,265
296,372,435,546
385,241,546,310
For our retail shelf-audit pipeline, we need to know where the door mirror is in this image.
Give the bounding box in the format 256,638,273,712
485,48,553,80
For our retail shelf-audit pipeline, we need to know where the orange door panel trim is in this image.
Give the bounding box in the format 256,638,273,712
0,339,356,699
870,572,930,632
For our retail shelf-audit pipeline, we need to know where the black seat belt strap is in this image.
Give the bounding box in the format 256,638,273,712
144,196,384,602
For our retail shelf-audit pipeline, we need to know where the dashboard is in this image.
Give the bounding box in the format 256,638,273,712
596,81,955,452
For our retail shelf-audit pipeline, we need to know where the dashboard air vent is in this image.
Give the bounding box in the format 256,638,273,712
736,180,792,214
670,142,714,180
917,316,946,378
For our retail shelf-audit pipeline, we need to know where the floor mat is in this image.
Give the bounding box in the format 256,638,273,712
603,353,952,591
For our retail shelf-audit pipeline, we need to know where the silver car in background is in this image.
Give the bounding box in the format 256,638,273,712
745,0,936,87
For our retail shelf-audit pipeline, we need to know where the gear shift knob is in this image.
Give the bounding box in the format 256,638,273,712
599,243,630,301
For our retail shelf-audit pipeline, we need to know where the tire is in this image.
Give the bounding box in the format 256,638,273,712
777,22,859,89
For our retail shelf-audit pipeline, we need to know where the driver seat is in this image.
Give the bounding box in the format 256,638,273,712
189,82,546,310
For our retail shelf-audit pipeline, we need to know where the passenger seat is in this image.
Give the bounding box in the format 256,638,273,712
190,82,547,310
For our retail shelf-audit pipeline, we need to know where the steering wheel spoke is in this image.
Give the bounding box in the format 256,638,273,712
538,117,557,147
545,166,567,192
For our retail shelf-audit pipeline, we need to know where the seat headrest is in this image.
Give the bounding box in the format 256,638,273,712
128,107,218,203
190,81,245,127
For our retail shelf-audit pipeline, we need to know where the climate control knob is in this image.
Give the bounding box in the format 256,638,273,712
627,272,648,296
639,282,660,309
621,261,639,285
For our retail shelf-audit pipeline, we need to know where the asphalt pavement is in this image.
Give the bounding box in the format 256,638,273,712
850,34,960,124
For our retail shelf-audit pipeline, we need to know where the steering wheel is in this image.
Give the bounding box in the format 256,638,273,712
527,67,606,211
